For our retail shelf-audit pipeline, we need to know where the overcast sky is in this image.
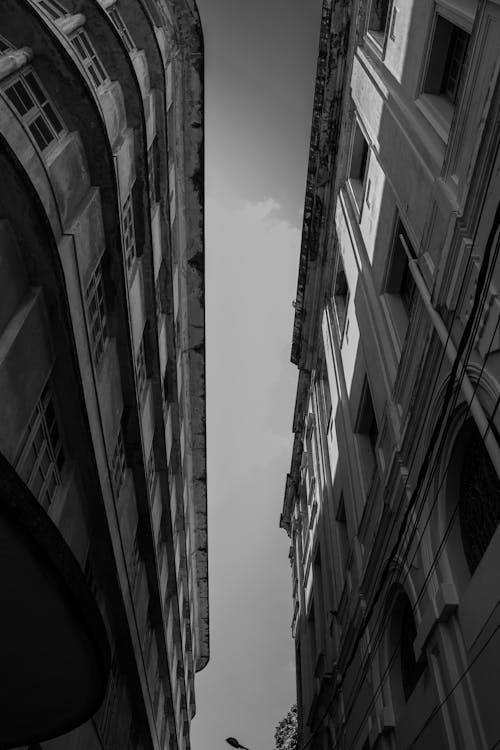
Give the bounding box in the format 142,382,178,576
191,2,323,749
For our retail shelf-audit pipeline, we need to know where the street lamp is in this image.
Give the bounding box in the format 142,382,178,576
225,738,250,750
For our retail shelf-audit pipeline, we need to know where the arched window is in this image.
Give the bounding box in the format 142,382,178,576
399,595,423,701
388,590,425,707
459,423,500,574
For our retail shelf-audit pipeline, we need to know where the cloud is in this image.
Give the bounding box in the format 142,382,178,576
207,194,300,489
192,195,300,750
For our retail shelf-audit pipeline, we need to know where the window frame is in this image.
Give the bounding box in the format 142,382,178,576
382,216,418,351
417,7,472,143
354,377,379,495
135,335,148,404
107,6,136,53
332,252,350,343
111,429,127,498
147,138,160,207
386,589,426,712
146,448,156,498
336,494,350,589
347,118,370,217
36,0,67,20
122,194,137,274
2,68,66,154
85,260,109,368
366,0,393,53
15,381,65,510
70,29,108,89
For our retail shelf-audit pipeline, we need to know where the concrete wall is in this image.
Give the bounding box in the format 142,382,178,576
283,0,500,748
0,0,206,747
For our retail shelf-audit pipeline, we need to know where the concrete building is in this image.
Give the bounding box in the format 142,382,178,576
281,1,500,749
0,1,207,748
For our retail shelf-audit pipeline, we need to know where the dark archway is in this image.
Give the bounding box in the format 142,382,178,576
459,421,500,575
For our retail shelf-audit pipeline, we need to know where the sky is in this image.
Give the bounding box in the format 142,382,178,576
191,2,324,750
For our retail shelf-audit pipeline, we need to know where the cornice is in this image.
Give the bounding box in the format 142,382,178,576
291,0,353,368
291,0,333,366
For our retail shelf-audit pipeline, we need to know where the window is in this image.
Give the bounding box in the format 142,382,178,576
122,195,137,273
144,619,154,663
424,17,469,104
111,429,127,497
347,120,369,213
147,139,160,207
129,533,141,591
384,219,417,346
355,378,379,493
16,383,65,510
3,70,65,152
167,100,175,158
336,495,349,577
388,591,425,705
146,449,156,498
85,261,108,367
459,423,500,575
168,163,176,226
36,0,67,19
399,596,424,700
368,0,392,47
71,30,108,88
318,364,332,435
333,253,350,341
108,6,135,53
135,336,147,403
307,604,317,670
155,275,163,316
420,15,470,136
313,551,326,663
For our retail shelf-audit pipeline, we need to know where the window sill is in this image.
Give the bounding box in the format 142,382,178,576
415,93,453,145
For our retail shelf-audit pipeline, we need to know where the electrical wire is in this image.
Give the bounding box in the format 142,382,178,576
407,595,500,748
295,268,491,750
294,187,500,750
326,199,491,702
332,209,499,750
338,216,500,750
343,387,500,750
340,300,500,745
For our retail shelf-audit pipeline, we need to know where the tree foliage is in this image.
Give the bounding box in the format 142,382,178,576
274,704,298,750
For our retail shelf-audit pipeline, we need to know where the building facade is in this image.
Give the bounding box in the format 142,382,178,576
281,1,500,749
0,0,207,748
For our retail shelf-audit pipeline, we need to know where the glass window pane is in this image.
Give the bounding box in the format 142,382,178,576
25,72,46,105
43,102,64,134
5,83,32,115
89,66,101,88
73,35,87,60
93,58,106,82
29,118,52,149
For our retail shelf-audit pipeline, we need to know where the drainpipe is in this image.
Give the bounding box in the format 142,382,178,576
402,239,500,471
